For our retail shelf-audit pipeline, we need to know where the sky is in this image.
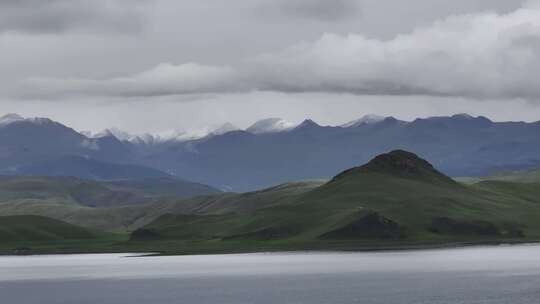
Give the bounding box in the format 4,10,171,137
1,0,539,134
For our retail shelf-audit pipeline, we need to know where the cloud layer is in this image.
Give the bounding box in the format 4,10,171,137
15,1,540,100
253,4,540,99
20,63,242,98
0,0,147,34
262,0,360,21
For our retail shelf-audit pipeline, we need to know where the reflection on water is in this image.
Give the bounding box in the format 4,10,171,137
2,245,540,303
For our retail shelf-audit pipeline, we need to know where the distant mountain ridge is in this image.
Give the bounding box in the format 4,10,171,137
0,113,539,191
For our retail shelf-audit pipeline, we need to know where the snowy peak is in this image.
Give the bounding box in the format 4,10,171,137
134,133,160,145
162,131,193,142
93,128,162,145
96,128,135,141
149,123,239,143
342,114,386,128
0,113,58,127
211,123,239,135
0,113,24,125
26,117,56,125
247,118,295,134
157,128,209,143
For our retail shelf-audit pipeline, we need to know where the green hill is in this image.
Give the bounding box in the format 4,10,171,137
331,150,457,186
0,176,220,208
0,180,322,232
0,215,131,255
105,178,220,200
130,150,540,254
0,215,95,242
2,150,540,255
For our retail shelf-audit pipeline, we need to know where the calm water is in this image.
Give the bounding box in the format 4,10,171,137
2,245,540,304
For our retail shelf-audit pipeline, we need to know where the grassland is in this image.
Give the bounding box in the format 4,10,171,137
0,215,131,255
124,151,540,254
2,150,540,255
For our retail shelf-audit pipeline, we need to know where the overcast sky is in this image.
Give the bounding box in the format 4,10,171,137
1,0,539,134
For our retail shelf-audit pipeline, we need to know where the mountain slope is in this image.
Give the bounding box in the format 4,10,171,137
0,180,319,232
11,156,171,181
104,178,220,199
131,150,540,253
0,176,220,208
0,115,88,168
330,150,458,185
0,215,95,242
1,150,540,254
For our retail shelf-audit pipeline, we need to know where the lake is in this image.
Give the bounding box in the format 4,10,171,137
2,245,540,303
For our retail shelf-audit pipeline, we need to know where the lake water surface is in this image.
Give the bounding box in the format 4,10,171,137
2,245,540,303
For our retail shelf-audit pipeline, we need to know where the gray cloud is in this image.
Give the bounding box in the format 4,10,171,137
268,0,360,21
3,0,538,134
252,3,540,100
17,2,540,101
18,63,243,98
0,0,147,34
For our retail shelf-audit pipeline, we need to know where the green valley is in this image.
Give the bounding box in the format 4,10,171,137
2,150,540,255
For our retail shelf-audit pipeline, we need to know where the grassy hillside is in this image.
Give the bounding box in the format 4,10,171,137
2,150,540,255
0,200,162,232
0,180,322,232
0,215,95,242
0,176,141,207
0,181,324,254
0,176,220,208
164,180,325,215
105,177,220,199
129,150,540,254
0,215,131,255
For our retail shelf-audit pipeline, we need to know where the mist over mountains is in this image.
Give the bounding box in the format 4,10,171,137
0,113,539,191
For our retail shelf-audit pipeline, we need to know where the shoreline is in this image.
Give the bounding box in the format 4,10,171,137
2,238,540,257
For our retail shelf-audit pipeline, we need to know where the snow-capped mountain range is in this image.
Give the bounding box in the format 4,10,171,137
0,112,539,191
89,118,296,144
78,115,388,144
